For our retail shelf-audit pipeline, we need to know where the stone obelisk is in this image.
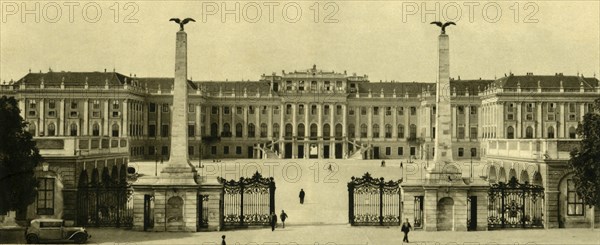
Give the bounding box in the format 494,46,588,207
159,30,197,185
429,33,453,173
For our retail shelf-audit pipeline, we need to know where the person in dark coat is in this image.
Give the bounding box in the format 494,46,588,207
299,189,305,204
401,218,412,243
280,210,288,228
270,212,277,231
221,235,226,245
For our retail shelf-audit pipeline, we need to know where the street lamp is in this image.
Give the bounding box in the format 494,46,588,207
470,148,476,180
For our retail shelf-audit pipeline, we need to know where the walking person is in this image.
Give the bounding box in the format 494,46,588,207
280,210,288,228
381,160,386,167
401,218,412,243
270,212,277,231
299,189,305,204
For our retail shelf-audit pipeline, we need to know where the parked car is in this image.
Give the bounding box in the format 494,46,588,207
25,218,90,244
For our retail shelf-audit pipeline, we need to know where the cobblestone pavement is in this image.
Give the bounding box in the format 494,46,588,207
85,226,599,245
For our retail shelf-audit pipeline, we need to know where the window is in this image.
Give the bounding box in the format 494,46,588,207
188,146,194,156
92,123,100,136
458,127,465,139
409,124,417,139
507,114,514,120
274,106,280,114
458,148,464,157
210,123,218,137
297,105,303,115
410,147,416,156
525,126,533,139
188,104,195,113
547,114,555,121
161,125,169,137
298,81,304,91
547,126,555,138
112,101,119,110
432,106,436,115
458,106,464,114
348,124,355,138
386,147,391,155
310,124,318,137
148,125,156,137
470,127,478,139
470,106,477,114
310,81,317,91
373,107,379,116
162,146,169,156
148,146,156,156
71,101,78,109
410,107,416,115
28,123,36,135
360,124,367,138
111,124,119,137
286,81,292,90
337,105,342,115
470,148,477,157
335,124,343,138
249,106,255,114
70,111,78,118
48,110,56,117
568,127,577,139
311,105,317,115
398,107,404,115
28,110,36,117
324,105,329,115
398,124,405,138
548,103,555,113
235,123,243,137
569,103,576,113
386,107,392,116
385,124,392,138
162,103,169,113
236,146,242,155
49,100,56,109
211,146,217,155
236,106,243,114
47,123,56,136
298,124,305,138
212,106,218,114
397,147,403,155
432,127,435,139
223,146,229,155
526,114,533,121
223,123,231,137
361,107,367,115
285,124,293,137
372,124,380,138
29,100,36,109
262,106,268,114
567,179,584,216
37,178,54,215
260,123,267,137
70,123,78,136
248,124,255,138
286,105,292,115
149,103,156,112
349,108,355,115
188,124,195,137
273,123,280,138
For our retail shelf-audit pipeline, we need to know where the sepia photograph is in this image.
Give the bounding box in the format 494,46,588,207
1,1,599,244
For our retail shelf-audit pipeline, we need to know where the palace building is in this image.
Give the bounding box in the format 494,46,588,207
2,66,599,229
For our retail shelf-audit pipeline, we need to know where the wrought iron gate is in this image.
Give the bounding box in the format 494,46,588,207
488,176,544,229
348,172,402,226
76,168,134,228
197,194,209,230
219,172,275,228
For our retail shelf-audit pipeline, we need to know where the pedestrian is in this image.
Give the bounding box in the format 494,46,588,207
280,210,288,228
221,235,226,245
401,218,412,243
381,160,386,167
270,212,277,231
299,189,305,204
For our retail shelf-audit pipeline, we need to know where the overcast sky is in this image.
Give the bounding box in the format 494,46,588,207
1,1,598,83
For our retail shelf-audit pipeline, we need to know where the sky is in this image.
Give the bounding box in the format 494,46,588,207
1,1,599,83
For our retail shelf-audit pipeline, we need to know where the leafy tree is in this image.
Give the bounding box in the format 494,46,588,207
0,96,43,214
569,97,600,228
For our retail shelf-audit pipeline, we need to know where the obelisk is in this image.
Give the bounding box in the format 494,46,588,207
429,33,453,172
159,29,197,185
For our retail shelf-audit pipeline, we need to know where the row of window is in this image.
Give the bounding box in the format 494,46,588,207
28,123,122,137
506,125,577,139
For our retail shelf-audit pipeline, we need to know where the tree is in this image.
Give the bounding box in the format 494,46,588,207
0,96,43,214
569,97,600,229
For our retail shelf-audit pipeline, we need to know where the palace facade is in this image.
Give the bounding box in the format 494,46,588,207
1,66,599,229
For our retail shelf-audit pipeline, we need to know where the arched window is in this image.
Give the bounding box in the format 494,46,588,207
210,123,218,137
385,124,392,138
273,123,279,138
520,170,530,183
111,123,118,137
297,123,305,138
323,124,330,138
92,123,100,136
310,124,318,137
71,123,78,136
547,126,555,139
285,124,293,137
506,126,514,139
48,123,56,136
525,126,533,139
223,123,231,137
348,124,355,138
409,124,417,139
248,123,255,138
335,124,343,138
28,123,36,136
398,124,404,138
260,123,268,137
235,123,243,137
372,124,380,138
568,126,577,139
360,124,367,138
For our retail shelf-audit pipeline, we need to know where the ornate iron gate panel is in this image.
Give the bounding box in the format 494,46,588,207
348,172,402,226
219,172,275,228
76,168,134,228
197,194,209,230
488,176,544,229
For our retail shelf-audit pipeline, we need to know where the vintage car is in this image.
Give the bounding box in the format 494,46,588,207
25,218,91,244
